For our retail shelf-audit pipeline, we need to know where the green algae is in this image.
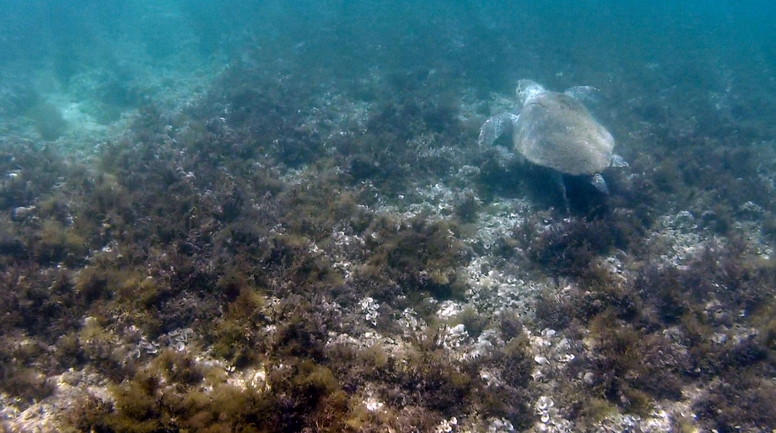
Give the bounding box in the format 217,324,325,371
1,56,776,433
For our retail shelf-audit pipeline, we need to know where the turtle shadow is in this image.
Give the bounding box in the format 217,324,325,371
521,166,609,217
563,174,610,217
478,158,611,218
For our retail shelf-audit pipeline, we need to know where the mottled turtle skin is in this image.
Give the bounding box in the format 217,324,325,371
479,80,627,195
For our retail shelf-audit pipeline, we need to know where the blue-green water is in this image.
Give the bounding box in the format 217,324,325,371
2,1,775,92
2,1,775,141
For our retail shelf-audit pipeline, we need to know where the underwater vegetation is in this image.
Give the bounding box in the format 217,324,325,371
0,62,532,432
1,32,776,432
529,219,776,430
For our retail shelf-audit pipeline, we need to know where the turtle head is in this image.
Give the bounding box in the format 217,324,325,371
591,156,629,195
516,79,545,108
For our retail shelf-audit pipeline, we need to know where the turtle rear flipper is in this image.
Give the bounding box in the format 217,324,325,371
591,173,609,194
611,154,629,168
478,113,520,147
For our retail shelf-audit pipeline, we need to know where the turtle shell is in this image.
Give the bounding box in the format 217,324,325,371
513,91,614,176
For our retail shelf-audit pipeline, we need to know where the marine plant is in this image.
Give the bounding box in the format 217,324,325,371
2,32,776,432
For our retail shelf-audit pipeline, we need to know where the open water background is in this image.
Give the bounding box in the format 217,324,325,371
2,0,775,127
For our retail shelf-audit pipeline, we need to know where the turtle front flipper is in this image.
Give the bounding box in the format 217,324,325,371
478,113,520,147
591,173,609,194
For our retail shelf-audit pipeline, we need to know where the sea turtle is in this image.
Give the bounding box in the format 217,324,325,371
479,79,627,208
